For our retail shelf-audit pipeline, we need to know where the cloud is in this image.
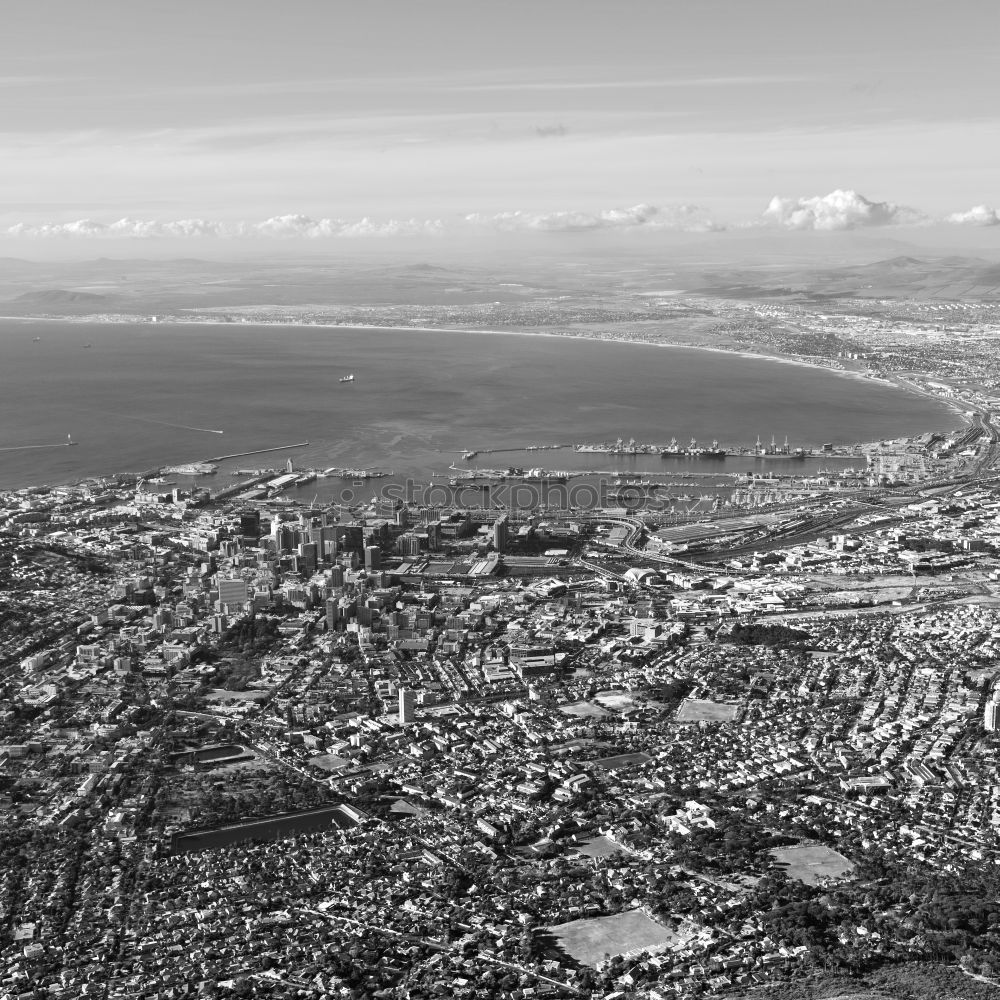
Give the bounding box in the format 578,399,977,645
5,206,720,239
5,215,445,240
465,203,722,233
250,215,445,238
110,218,227,238
762,189,924,230
946,204,1000,226
6,218,226,239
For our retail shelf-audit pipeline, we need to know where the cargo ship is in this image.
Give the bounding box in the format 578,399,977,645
688,438,726,459
576,438,655,455
661,438,726,459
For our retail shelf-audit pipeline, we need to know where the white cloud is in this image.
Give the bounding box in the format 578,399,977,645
946,204,1000,226
465,203,722,233
5,206,718,239
762,189,924,230
110,217,227,238
5,215,445,240
7,219,113,238
7,217,226,239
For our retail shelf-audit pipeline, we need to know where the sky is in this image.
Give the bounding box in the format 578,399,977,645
2,0,999,249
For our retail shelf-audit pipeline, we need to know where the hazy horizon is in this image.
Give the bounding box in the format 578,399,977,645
2,0,998,258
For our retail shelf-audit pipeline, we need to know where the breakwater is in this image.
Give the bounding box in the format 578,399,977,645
206,441,310,462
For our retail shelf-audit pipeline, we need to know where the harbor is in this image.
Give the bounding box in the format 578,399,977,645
571,435,853,460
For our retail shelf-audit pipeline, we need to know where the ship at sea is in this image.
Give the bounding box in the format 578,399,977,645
339,374,355,383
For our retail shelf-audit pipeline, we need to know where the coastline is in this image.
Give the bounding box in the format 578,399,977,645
0,311,964,408
0,314,970,494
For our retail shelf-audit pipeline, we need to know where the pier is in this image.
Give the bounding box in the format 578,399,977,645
461,444,570,459
205,441,309,462
211,472,275,502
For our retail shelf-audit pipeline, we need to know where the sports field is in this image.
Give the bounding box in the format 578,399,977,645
771,844,855,885
549,910,677,967
572,835,628,859
591,751,652,771
559,701,610,718
676,698,740,722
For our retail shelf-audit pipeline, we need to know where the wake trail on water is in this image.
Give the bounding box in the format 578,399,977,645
0,443,74,452
80,409,224,434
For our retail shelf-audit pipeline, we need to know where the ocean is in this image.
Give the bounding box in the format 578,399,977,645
0,319,959,493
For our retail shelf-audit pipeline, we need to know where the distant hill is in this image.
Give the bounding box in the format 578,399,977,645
13,288,111,303
694,255,1000,302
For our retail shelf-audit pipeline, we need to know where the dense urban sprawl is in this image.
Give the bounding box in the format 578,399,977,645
6,425,1000,1000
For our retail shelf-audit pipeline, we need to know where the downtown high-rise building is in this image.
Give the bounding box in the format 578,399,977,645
398,688,417,725
985,698,1000,732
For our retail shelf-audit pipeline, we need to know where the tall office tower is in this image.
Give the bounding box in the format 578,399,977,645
425,521,441,550
399,688,417,725
240,510,261,540
985,698,1000,732
325,597,344,630
364,545,382,573
272,523,296,554
492,514,508,553
339,524,364,552
297,541,318,575
217,577,248,613
396,532,422,557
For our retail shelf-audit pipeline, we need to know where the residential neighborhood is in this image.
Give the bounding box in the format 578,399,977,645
4,467,1000,1000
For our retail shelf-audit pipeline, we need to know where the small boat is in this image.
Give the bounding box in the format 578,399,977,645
339,374,355,383
66,434,78,447
33,336,40,342
83,343,92,349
